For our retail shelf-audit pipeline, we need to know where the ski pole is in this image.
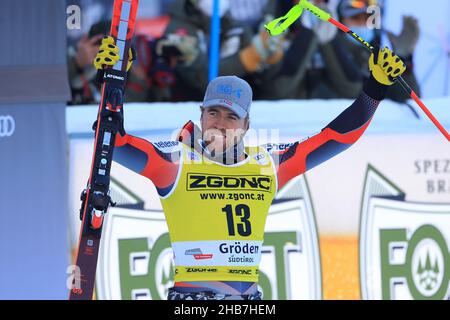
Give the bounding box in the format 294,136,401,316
266,0,450,142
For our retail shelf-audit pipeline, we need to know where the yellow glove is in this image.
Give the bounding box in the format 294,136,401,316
369,47,406,86
93,36,134,71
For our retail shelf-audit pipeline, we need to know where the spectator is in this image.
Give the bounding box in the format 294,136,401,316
338,0,421,101
295,0,362,99
227,0,319,100
68,21,173,104
294,0,421,102
162,0,285,101
132,33,200,102
67,0,113,48
67,21,109,104
384,15,421,101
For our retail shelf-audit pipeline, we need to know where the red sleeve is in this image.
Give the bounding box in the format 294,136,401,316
273,122,371,190
270,80,385,190
115,133,180,197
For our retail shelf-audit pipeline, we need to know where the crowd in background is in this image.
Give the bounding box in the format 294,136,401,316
67,0,422,105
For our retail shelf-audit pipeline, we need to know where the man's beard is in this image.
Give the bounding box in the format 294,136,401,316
178,122,246,165
202,129,246,164
201,137,245,165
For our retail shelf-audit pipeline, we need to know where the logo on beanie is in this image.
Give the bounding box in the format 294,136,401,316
217,84,242,98
219,99,233,107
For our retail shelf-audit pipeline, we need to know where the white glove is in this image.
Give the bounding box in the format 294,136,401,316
301,1,338,44
252,15,285,62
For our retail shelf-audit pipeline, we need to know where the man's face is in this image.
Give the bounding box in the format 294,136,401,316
200,106,249,155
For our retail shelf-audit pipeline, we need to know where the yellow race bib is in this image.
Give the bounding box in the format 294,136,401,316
160,144,277,282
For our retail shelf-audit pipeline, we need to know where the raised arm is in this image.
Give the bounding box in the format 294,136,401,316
270,47,406,190
92,36,181,197
114,134,180,197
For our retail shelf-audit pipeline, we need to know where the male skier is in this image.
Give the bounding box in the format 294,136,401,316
94,36,406,300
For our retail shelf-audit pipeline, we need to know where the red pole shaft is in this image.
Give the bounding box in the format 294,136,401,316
411,92,450,141
328,18,450,142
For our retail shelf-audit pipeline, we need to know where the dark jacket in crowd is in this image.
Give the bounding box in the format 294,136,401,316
163,0,254,101
300,32,422,102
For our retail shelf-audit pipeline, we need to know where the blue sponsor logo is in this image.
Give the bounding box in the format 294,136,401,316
217,84,242,98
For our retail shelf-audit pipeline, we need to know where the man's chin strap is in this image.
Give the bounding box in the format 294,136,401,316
177,121,246,165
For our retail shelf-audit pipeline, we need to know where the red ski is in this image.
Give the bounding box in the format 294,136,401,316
69,0,139,300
